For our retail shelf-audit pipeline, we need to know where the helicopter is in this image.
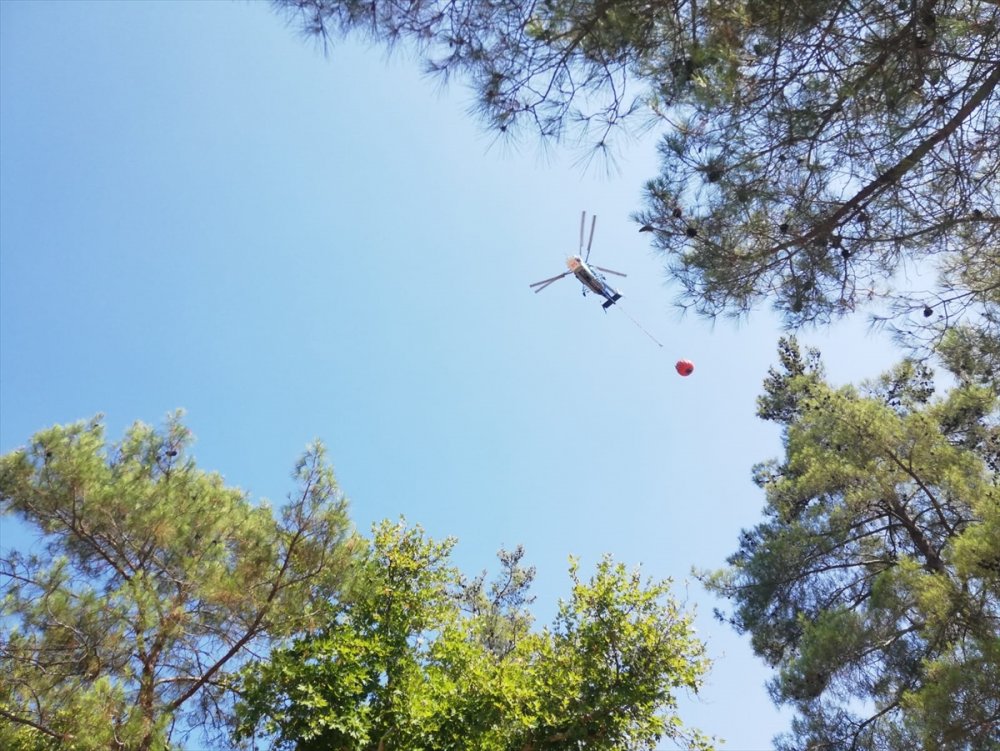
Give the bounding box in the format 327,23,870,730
529,211,670,350
529,212,627,310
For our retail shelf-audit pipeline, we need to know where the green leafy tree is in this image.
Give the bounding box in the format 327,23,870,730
272,0,999,337
700,338,1000,750
235,519,712,751
0,414,358,750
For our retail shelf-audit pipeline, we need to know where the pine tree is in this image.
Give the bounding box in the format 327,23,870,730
0,414,357,750
701,338,1000,749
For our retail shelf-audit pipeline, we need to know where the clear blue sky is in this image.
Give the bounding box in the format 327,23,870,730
0,2,902,748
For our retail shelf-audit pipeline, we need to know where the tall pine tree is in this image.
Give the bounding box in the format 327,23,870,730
701,338,999,749
1,414,357,750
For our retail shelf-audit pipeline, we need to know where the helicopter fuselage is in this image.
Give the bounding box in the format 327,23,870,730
567,256,621,309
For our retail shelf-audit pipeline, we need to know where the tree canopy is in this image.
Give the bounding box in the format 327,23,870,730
235,520,712,751
700,338,999,749
2,418,711,751
0,414,357,750
273,0,999,338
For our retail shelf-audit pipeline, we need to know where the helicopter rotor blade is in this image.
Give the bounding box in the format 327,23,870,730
593,265,626,277
579,211,586,255
530,279,560,293
529,271,571,291
585,215,597,262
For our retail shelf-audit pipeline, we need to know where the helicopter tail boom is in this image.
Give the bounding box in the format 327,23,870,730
602,293,622,310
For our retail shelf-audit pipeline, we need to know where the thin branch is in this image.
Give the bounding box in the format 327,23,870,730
0,706,68,741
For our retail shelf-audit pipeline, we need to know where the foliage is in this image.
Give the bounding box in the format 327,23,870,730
272,0,999,338
0,413,358,750
235,519,712,751
633,0,1000,335
701,338,1000,750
